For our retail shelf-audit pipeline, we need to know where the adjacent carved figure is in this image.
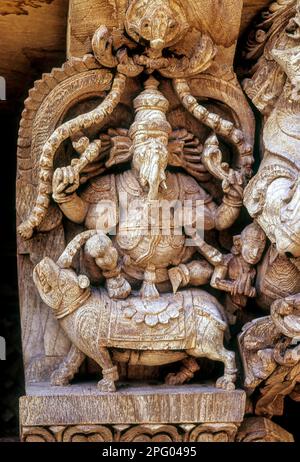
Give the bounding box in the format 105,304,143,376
237,0,300,420
244,0,300,258
211,223,266,326
239,294,300,416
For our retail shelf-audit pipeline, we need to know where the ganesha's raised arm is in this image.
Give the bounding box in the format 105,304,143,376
18,73,126,240
52,137,104,224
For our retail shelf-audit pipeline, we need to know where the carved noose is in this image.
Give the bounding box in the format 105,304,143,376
18,73,127,240
173,78,253,160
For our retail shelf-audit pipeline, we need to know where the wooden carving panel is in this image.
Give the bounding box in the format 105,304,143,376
15,0,300,443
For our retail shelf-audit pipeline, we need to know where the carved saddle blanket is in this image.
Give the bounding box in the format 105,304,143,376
98,291,196,350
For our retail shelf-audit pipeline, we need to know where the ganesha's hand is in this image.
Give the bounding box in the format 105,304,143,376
168,129,208,180
52,166,80,203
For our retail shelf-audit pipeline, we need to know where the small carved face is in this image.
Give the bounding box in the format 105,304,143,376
240,223,266,265
271,298,300,339
132,137,169,200
33,258,87,311
241,239,265,265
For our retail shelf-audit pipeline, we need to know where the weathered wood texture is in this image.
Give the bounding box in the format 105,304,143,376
20,385,297,442
20,383,246,425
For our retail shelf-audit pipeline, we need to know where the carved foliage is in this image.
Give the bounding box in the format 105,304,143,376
236,417,294,442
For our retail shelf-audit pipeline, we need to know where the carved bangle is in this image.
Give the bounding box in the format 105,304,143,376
102,366,119,381
53,193,77,204
223,196,243,208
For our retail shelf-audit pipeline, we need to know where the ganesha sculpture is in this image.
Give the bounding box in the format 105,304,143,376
17,0,256,395
25,73,246,392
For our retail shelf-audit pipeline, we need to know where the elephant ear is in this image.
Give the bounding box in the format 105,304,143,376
175,0,243,48
16,54,113,382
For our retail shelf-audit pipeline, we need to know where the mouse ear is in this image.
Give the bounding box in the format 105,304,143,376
233,235,241,246
78,275,90,289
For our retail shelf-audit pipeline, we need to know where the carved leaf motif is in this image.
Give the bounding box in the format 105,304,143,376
185,423,237,442
21,426,56,442
236,417,294,442
62,425,113,442
255,362,300,417
120,425,182,442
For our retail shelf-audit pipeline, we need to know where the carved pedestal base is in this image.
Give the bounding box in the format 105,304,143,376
20,382,246,442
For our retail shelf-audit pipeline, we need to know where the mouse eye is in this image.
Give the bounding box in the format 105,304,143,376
286,252,294,259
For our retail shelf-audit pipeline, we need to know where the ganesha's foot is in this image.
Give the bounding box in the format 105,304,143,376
106,275,131,299
165,358,200,385
216,373,236,391
140,265,160,300
51,369,71,386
